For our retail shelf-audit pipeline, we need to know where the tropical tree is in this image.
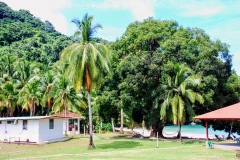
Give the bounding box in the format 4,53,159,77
51,75,86,135
51,76,85,114
13,59,40,87
0,81,19,116
18,80,42,116
0,54,16,82
60,13,111,148
159,63,204,141
41,70,55,114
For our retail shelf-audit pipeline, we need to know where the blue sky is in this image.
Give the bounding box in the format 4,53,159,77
2,0,240,75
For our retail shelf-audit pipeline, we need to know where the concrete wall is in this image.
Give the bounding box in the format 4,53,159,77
63,119,81,135
38,119,63,143
0,120,39,143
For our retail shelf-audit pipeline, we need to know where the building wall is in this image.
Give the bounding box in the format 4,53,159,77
0,120,39,143
38,119,63,143
63,119,81,135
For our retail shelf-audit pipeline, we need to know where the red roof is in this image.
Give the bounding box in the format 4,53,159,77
194,102,240,120
51,111,85,119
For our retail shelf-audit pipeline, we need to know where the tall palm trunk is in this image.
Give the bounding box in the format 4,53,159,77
120,108,123,134
30,98,34,116
88,90,94,148
177,121,182,142
7,104,12,117
64,101,68,136
111,118,115,132
47,98,51,110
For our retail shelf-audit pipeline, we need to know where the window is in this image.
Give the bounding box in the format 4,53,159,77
49,119,54,129
7,120,14,124
0,121,2,124
23,120,28,130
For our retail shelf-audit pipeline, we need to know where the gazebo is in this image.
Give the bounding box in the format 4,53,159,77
194,102,240,145
51,111,85,134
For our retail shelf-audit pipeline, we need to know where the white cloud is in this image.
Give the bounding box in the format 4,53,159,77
97,26,126,41
1,0,72,35
158,0,224,17
88,0,156,21
179,1,224,17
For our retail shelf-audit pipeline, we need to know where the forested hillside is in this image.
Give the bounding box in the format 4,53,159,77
0,2,75,64
0,2,77,117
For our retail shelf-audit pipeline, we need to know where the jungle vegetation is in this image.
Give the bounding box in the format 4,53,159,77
0,2,240,140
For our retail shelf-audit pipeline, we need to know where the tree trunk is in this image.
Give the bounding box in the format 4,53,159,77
64,103,68,136
120,108,124,134
150,120,165,138
227,121,233,139
30,99,34,116
47,98,51,110
7,104,11,117
111,118,115,132
177,122,182,142
88,91,95,149
142,119,145,136
33,102,36,116
131,120,135,133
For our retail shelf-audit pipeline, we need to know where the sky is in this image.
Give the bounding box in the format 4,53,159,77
2,0,240,75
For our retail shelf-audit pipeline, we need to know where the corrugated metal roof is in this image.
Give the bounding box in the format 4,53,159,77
51,111,85,119
194,102,240,120
0,115,70,121
0,116,46,121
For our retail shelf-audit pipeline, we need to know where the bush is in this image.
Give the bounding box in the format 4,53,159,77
94,123,112,133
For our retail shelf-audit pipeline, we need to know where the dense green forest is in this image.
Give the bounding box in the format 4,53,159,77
0,2,240,139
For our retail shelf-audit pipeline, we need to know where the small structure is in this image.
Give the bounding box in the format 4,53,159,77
51,111,85,135
0,115,69,144
194,102,240,147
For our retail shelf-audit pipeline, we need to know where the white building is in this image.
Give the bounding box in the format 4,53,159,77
51,111,85,135
0,116,66,144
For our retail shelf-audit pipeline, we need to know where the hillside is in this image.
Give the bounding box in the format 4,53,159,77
0,2,75,64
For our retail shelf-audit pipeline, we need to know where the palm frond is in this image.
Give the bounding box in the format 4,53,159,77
195,93,204,104
185,89,195,103
178,96,185,123
171,94,178,124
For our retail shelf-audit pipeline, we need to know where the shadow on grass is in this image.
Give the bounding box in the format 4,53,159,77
97,141,142,149
111,134,132,139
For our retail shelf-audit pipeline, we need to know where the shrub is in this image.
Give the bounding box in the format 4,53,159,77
94,123,112,133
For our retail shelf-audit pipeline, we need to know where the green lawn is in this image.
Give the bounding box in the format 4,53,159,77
0,133,237,160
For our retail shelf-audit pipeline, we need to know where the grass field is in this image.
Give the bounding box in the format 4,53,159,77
0,133,237,160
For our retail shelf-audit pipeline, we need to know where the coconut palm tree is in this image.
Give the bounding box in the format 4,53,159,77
0,54,16,83
159,63,204,141
60,13,111,148
41,70,55,114
0,81,18,116
13,59,40,88
51,75,86,135
18,80,42,116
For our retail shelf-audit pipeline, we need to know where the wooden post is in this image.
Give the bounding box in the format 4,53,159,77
84,124,86,136
77,119,80,134
206,120,209,148
206,120,209,141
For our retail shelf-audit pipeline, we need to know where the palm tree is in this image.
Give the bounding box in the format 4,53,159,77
0,54,16,83
159,63,204,141
0,81,18,117
18,80,42,116
51,75,86,135
41,71,55,114
60,13,111,148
